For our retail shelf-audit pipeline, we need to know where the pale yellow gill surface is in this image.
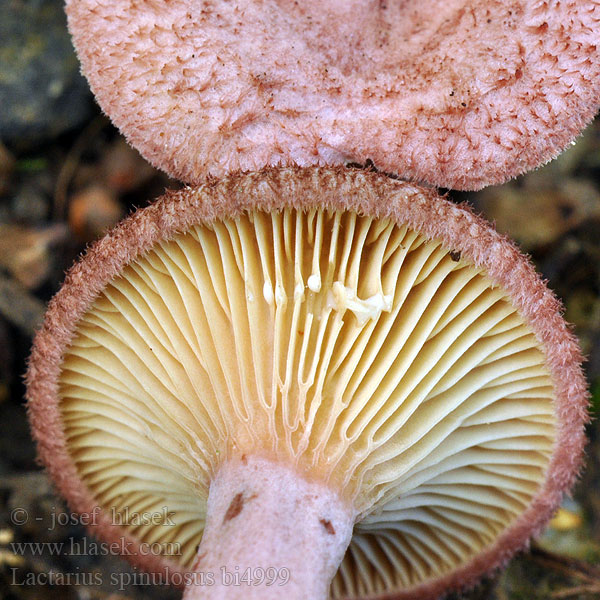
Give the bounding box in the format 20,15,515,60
60,208,555,596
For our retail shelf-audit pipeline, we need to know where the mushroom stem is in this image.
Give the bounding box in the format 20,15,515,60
183,455,355,599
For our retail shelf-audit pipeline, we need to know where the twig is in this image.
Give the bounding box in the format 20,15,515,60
550,583,600,598
530,544,600,582
0,272,46,335
53,116,108,220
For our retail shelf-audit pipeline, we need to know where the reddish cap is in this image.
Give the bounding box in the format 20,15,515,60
66,1,600,190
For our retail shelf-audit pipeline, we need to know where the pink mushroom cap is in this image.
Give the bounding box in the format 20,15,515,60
66,0,600,190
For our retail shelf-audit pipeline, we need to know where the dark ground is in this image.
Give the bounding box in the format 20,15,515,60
1,1,600,599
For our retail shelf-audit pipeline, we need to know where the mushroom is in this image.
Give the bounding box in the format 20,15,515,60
65,0,600,190
27,167,588,600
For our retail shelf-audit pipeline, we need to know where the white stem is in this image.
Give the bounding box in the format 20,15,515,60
183,456,355,600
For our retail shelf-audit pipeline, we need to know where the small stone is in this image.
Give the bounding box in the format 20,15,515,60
0,0,93,149
68,185,124,241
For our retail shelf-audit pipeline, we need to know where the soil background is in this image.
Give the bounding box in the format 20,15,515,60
1,1,600,599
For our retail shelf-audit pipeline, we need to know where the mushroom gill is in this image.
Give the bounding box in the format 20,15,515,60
59,205,555,594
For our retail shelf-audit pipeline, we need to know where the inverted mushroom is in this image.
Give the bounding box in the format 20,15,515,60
27,167,588,599
65,0,600,190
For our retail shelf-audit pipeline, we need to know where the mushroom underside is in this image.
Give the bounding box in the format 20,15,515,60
61,206,556,598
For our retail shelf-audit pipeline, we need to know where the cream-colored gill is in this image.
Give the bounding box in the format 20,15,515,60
59,207,555,590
